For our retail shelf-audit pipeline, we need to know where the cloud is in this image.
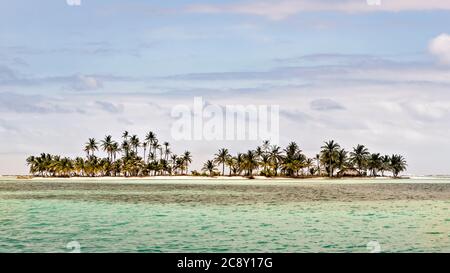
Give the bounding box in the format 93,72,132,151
0,54,28,67
65,75,103,91
0,68,112,91
95,101,124,113
0,92,75,114
429,33,450,65
280,109,312,122
164,65,353,82
401,101,450,122
275,53,398,67
0,65,18,82
0,118,20,133
161,55,450,88
0,42,151,58
117,117,134,125
310,99,345,111
186,0,450,20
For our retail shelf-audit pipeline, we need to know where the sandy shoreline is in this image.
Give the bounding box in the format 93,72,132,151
2,175,412,181
5,175,315,180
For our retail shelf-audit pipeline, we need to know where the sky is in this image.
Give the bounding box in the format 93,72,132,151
1,0,450,175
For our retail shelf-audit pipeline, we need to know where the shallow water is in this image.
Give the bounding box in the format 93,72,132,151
0,179,449,253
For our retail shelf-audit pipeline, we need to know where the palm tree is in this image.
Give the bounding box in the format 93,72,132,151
142,141,148,162
130,135,140,154
320,140,341,177
315,154,321,176
282,142,304,176
183,151,192,175
170,154,178,173
350,144,370,176
243,150,259,176
121,140,130,157
368,153,382,177
285,142,300,158
35,153,50,177
122,131,129,140
379,155,391,177
336,149,348,177
26,156,37,175
304,158,314,176
163,142,170,161
175,157,185,175
262,140,271,153
235,153,244,175
110,142,120,161
74,157,85,176
165,147,172,161
58,157,73,177
214,148,230,176
144,131,156,163
255,146,264,158
27,131,409,179
225,156,235,176
260,154,271,175
158,145,163,162
269,145,283,176
84,138,98,157
145,131,156,143
202,160,217,176
153,141,161,161
390,154,407,177
101,135,113,161
159,159,170,175
151,139,159,161
148,151,156,163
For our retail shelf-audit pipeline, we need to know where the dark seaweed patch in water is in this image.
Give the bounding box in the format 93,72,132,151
1,181,450,204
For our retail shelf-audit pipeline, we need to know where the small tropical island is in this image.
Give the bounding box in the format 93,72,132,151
25,131,407,179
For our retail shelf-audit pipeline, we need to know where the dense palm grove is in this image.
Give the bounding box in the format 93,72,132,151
202,140,407,178
27,135,407,178
26,131,192,177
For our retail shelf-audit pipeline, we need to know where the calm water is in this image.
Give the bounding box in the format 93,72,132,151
0,179,449,253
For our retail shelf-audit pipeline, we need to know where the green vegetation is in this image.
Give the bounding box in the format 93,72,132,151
206,140,407,178
26,131,192,177
26,136,407,178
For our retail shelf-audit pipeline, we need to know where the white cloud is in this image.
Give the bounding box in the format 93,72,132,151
186,0,450,20
3,54,450,175
429,33,450,65
95,101,124,113
0,92,78,114
310,98,345,111
71,75,103,91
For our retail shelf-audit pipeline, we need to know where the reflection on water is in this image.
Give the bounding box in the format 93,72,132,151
0,198,448,252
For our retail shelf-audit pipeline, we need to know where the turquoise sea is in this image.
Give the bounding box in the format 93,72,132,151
0,178,449,253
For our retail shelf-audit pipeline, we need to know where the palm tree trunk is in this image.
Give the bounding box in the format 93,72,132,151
329,158,332,177
317,159,320,176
